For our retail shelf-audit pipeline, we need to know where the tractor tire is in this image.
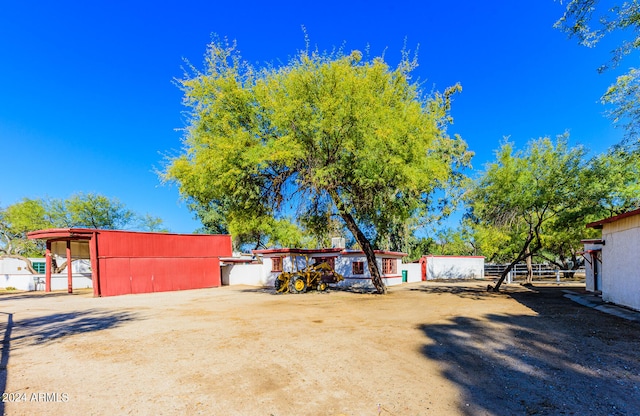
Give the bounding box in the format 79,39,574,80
274,278,286,293
289,275,307,294
317,281,328,292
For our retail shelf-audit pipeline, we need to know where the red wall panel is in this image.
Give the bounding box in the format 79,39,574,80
99,258,133,297
94,231,230,296
130,258,154,294
97,232,232,258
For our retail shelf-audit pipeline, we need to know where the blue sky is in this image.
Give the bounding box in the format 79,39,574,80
0,1,628,233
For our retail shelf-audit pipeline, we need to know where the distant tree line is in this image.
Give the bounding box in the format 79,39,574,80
0,192,167,271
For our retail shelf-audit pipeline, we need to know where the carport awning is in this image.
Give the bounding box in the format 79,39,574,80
28,228,94,259
27,228,99,295
27,228,96,241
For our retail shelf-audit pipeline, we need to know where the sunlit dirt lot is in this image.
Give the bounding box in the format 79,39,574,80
1,281,639,415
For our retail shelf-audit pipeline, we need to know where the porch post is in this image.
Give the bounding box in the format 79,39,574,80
66,240,73,294
90,233,100,297
45,240,52,292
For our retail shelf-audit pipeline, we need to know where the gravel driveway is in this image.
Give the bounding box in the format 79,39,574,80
0,281,638,415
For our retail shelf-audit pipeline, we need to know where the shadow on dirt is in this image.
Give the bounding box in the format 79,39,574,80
0,289,93,301
0,309,137,416
239,288,275,294
408,284,504,300
0,312,12,416
418,285,640,415
241,286,379,295
9,310,138,348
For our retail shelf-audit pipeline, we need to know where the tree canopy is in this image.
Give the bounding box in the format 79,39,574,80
456,125,640,288
556,0,640,142
163,39,472,293
466,136,587,291
0,193,167,264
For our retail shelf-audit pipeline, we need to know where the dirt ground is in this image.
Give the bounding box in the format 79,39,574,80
0,280,639,416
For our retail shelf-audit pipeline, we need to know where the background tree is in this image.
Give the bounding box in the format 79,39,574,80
539,145,640,273
468,221,514,264
556,0,640,142
404,236,437,262
189,200,229,235
431,225,477,256
467,136,587,291
0,198,54,272
61,192,135,229
137,213,170,233
163,39,472,294
299,211,348,249
584,145,640,215
0,193,167,272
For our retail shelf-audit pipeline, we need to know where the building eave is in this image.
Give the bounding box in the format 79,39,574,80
586,208,640,229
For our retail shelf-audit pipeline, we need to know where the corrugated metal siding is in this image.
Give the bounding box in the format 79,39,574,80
130,258,155,294
97,232,231,258
95,232,230,297
99,257,133,296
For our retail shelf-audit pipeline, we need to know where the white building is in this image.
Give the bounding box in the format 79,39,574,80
585,208,640,311
581,239,603,293
222,248,408,289
0,256,92,291
418,255,485,280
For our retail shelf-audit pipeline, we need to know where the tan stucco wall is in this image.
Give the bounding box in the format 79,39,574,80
602,214,640,234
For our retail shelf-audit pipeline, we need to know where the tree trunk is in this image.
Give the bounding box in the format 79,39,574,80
492,260,518,292
328,190,386,294
525,244,533,284
0,254,37,274
492,232,539,292
562,252,579,278
54,261,70,274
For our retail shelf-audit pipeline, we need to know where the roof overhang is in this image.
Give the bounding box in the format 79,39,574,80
586,208,640,229
252,248,407,257
580,238,604,245
252,248,344,256
27,228,98,241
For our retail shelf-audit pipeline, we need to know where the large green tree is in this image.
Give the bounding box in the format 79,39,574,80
585,145,640,214
0,198,54,267
556,0,640,142
54,192,135,230
0,193,167,272
468,136,640,283
467,136,587,291
163,39,472,294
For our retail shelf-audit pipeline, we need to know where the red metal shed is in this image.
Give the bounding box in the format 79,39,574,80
27,228,232,297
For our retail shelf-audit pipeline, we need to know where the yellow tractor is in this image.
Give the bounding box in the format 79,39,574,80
275,262,344,294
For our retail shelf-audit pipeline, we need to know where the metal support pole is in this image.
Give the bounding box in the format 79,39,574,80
45,241,52,292
66,240,73,294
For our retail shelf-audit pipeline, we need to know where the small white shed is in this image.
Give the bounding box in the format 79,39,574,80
418,255,485,280
586,208,640,312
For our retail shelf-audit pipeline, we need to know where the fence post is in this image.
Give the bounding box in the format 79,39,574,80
556,270,560,283
506,271,512,284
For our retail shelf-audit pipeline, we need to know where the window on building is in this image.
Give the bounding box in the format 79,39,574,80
352,261,364,275
382,258,397,274
32,262,46,274
314,256,335,269
271,257,283,272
